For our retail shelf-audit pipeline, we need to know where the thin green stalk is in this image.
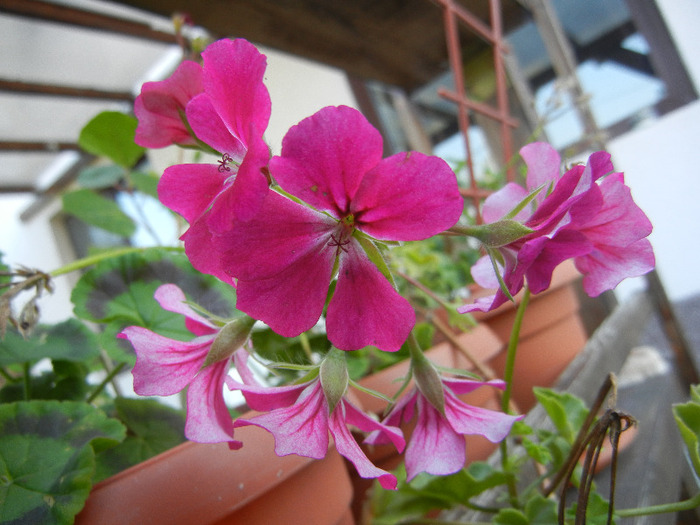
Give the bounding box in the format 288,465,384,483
49,246,183,278
498,286,531,508
22,362,31,401
86,362,126,404
0,366,18,383
616,492,700,518
500,287,530,414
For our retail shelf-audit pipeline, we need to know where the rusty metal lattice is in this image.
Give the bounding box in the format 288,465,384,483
433,0,519,224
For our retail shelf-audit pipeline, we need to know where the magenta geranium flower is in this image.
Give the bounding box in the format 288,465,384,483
227,350,406,489
134,60,203,148
157,38,272,283
217,105,464,351
365,375,521,481
118,284,251,449
460,142,653,313
567,171,654,296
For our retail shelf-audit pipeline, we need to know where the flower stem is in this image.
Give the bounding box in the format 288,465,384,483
499,286,531,508
22,362,31,400
49,246,183,278
500,287,530,414
616,492,700,518
87,362,126,404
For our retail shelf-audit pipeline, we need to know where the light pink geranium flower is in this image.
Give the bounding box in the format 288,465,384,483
157,38,272,283
365,376,522,481
460,142,653,313
134,60,203,148
228,350,406,489
118,284,248,449
217,105,464,351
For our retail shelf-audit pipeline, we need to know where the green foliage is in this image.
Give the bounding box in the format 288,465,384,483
534,387,590,443
0,400,125,525
129,170,160,199
76,164,125,190
673,384,700,479
62,188,137,237
78,111,144,168
493,495,558,524
371,462,510,524
94,398,186,482
70,247,237,363
0,319,100,367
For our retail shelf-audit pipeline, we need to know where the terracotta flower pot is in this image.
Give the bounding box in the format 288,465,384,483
76,415,354,525
472,260,588,412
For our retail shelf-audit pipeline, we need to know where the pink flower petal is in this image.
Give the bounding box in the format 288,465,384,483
185,358,241,448
270,105,383,216
119,326,213,396
343,398,405,453
158,163,228,224
218,191,337,281
521,142,561,196
180,215,235,286
482,182,531,223
154,284,217,336
234,247,335,337
351,152,463,241
227,352,308,411
405,395,466,480
201,38,271,148
233,382,329,458
186,93,247,158
134,60,203,148
207,129,270,225
330,403,398,489
575,238,654,297
326,240,415,351
443,389,522,443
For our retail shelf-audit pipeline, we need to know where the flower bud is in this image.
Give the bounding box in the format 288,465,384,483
320,347,349,413
412,355,445,414
469,220,533,248
204,315,256,367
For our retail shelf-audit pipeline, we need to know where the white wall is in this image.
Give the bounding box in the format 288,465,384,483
609,99,700,301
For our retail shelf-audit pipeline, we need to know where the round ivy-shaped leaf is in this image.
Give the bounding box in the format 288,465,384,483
94,398,186,481
0,400,125,524
0,319,100,367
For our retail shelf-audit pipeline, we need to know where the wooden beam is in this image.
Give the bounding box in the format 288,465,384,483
0,79,133,101
0,0,176,44
0,141,81,152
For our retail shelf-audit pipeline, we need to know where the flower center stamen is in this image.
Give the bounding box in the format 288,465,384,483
218,153,233,172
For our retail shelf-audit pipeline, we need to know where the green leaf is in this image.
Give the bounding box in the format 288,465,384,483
673,389,700,479
0,361,91,403
523,495,559,524
77,164,125,189
494,509,529,525
373,462,510,523
0,400,125,524
566,492,615,525
129,170,160,199
94,398,186,482
534,387,589,443
0,319,100,367
62,189,136,237
78,111,144,168
70,248,237,363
